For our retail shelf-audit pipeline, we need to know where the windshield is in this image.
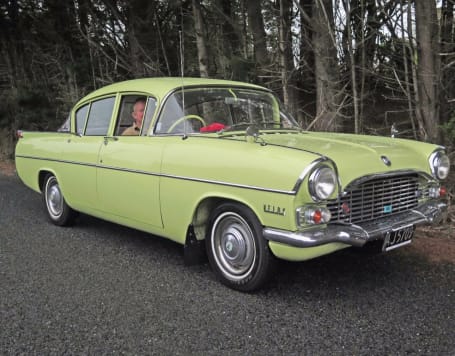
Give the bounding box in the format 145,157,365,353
154,87,299,134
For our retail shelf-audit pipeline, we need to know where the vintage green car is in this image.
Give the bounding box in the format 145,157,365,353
15,78,450,291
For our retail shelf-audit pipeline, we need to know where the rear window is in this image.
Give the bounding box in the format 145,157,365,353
57,113,71,132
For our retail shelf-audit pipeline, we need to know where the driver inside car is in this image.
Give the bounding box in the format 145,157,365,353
122,97,146,136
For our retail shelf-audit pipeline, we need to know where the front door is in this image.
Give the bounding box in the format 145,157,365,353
97,137,163,229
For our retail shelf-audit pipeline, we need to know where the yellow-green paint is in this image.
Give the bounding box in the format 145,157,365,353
15,77,445,262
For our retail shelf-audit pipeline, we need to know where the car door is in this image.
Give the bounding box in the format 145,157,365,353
96,95,164,229
60,96,116,212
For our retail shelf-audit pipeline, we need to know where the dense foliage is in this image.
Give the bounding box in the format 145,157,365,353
1,0,454,158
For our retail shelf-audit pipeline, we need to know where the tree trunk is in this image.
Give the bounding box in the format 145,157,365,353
247,0,269,67
439,0,455,144
344,0,360,133
415,0,440,142
400,0,417,139
215,0,247,80
311,0,341,131
296,0,315,124
408,2,426,139
217,0,242,57
192,0,210,78
278,0,297,117
127,1,146,77
299,0,313,73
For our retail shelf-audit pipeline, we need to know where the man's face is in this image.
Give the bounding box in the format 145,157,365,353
132,101,145,126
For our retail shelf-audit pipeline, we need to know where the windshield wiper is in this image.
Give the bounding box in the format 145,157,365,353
222,122,252,132
218,121,300,137
221,121,283,132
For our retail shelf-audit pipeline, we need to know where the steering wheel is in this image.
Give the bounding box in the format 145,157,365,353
167,115,206,133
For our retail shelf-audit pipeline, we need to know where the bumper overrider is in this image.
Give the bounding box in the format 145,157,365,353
263,200,447,248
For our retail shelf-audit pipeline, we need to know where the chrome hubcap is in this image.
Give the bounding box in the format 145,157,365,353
46,178,63,218
212,212,256,280
222,228,247,263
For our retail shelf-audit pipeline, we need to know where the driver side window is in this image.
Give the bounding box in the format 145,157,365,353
115,95,156,136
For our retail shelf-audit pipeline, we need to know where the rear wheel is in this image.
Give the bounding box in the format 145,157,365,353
206,202,274,291
42,174,77,226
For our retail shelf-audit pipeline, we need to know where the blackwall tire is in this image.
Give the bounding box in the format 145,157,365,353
206,202,274,292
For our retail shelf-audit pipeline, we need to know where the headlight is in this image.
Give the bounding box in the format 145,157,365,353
430,151,450,180
309,166,337,201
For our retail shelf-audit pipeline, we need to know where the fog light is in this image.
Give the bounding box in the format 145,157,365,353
439,186,447,197
429,186,439,198
429,185,446,198
297,206,331,226
312,209,323,224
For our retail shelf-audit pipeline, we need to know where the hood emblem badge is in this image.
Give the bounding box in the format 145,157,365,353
381,155,391,166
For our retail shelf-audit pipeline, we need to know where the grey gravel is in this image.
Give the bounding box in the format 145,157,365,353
1,174,454,355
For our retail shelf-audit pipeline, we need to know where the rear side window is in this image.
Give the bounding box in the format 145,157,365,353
85,97,115,136
76,104,89,135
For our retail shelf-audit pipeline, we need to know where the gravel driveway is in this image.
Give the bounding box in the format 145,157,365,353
1,174,454,355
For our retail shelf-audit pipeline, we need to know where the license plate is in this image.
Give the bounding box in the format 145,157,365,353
382,225,414,252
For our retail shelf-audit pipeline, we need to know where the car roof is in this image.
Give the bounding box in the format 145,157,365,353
77,77,267,104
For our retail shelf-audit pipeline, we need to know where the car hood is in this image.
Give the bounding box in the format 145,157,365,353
258,131,436,187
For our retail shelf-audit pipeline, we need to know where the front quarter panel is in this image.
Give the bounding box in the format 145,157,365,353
158,136,317,242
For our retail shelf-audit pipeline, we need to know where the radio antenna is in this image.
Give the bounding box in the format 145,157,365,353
179,14,188,139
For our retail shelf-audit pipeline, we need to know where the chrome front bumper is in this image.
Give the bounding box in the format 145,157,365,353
263,201,447,248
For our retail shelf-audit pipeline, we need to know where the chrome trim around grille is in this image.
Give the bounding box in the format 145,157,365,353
263,200,447,248
341,170,434,190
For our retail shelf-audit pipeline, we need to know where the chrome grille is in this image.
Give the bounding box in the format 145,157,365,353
327,174,429,224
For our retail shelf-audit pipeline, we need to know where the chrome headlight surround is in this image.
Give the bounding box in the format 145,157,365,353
308,165,337,201
429,150,450,180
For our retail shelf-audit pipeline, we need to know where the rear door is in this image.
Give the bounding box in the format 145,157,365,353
61,96,116,212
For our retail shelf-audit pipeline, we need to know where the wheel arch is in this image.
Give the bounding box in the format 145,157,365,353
188,196,263,242
38,169,57,192
39,169,78,226
183,195,265,267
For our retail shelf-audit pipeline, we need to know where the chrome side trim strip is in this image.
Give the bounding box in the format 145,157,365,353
99,164,161,178
101,163,295,194
15,155,99,168
16,155,296,195
160,173,295,195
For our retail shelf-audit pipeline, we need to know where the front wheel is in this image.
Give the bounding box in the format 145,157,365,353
206,203,275,292
42,174,77,226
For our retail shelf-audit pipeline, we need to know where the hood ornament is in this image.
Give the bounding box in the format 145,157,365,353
381,155,391,166
246,125,267,146
246,124,259,138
